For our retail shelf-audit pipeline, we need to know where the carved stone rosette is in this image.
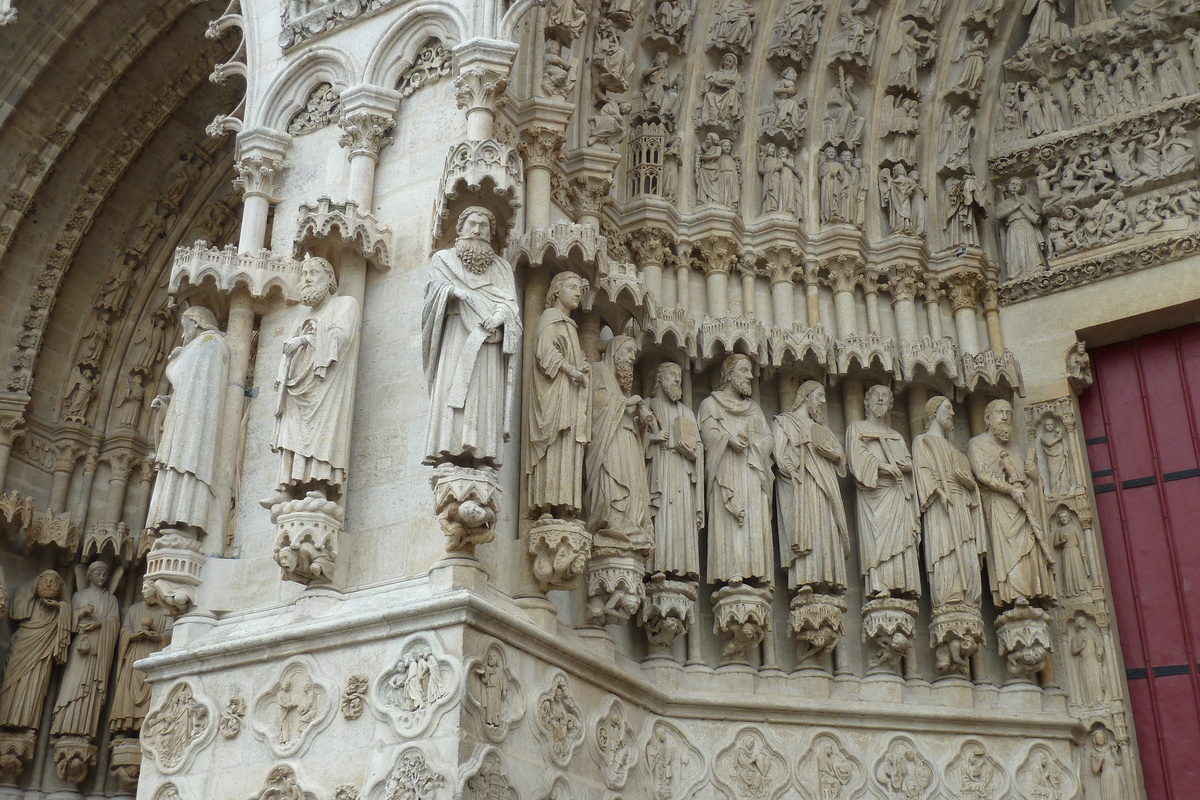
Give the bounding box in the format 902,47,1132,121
52,735,96,785
712,584,773,666
431,466,499,556
996,601,1054,682
108,736,142,793
528,516,592,592
640,576,697,658
270,492,343,587
862,597,919,675
788,588,848,669
142,531,205,616
0,729,35,785
585,553,646,626
930,601,985,679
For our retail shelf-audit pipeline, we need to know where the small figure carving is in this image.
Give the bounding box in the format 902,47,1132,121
1070,612,1106,707
699,355,774,587
951,30,988,94
113,371,149,430
829,0,879,66
650,0,695,47
943,173,986,248
877,739,933,800
1151,39,1187,100
773,381,849,593
697,53,745,130
890,20,933,87
847,385,921,599
879,164,926,236
0,571,71,730
1022,0,1068,44
141,682,211,772
696,134,741,208
535,674,583,768
768,67,807,137
1066,341,1092,392
884,95,920,164
769,0,826,64
218,696,245,739
593,18,633,93
341,674,367,720
469,646,523,743
1074,0,1115,26
525,271,590,517
588,92,633,149
262,257,361,509
593,700,634,790
940,105,975,172
969,399,1056,607
546,0,587,42
641,52,678,124
823,71,864,147
1035,414,1078,496
383,748,445,800
707,0,755,55
423,206,522,469
1087,727,1123,797
51,562,120,743
109,596,173,734
996,178,1045,279
646,362,703,580
61,366,98,423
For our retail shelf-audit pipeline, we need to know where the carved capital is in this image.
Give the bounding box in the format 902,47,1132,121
52,443,86,474
691,235,739,277
886,265,923,302
762,246,802,285
0,410,25,447
568,175,612,217
232,155,282,199
822,256,862,295
518,126,564,170
337,111,396,158
453,38,517,116
981,280,1000,311
629,228,675,268
105,450,140,481
944,271,985,311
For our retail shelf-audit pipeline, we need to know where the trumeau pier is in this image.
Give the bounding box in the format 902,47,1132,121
7,0,1200,796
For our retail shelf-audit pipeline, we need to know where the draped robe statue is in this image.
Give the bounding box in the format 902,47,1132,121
525,272,590,516
698,355,774,586
0,571,71,730
968,399,1056,606
912,397,986,610
646,362,704,579
109,598,174,734
51,562,120,739
146,306,229,537
265,256,361,506
846,385,921,598
584,335,653,555
423,207,522,468
772,381,849,592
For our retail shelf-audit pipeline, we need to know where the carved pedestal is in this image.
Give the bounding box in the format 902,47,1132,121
996,602,1054,683
271,492,343,587
527,516,591,592
640,577,696,658
431,467,499,556
108,736,141,793
143,531,205,615
52,735,96,785
931,602,985,680
788,588,847,670
0,729,34,785
862,597,919,676
712,584,773,666
586,554,645,626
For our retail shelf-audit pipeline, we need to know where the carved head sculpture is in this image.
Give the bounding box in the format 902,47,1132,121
924,396,953,431
86,560,108,587
1036,76,1051,90
655,362,683,401
720,53,738,71
299,256,338,306
865,385,894,422
793,380,826,419
719,354,754,397
546,271,586,312
824,146,837,162
456,205,496,242
602,335,638,394
454,207,498,274
984,399,1014,442
782,66,797,81
839,149,853,166
1006,177,1025,197
180,306,219,342
1055,507,1072,526
1073,611,1091,630
720,138,733,154
35,569,64,599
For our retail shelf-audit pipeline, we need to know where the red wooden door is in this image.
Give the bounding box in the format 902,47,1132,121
1080,323,1200,800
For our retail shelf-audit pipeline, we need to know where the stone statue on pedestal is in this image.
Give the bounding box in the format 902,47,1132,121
646,362,704,580
0,571,72,730
51,561,120,739
698,355,774,587
772,381,849,592
109,597,174,734
847,385,921,599
422,206,522,468
263,256,361,508
968,399,1056,607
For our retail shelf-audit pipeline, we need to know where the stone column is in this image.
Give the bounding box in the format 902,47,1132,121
704,265,730,318
863,270,882,335
0,409,25,493
102,452,138,524
825,259,860,340
453,38,519,140
803,260,821,327
946,272,983,355
337,86,401,210
630,228,672,303
738,260,757,318
233,128,290,253
888,267,921,348
519,126,565,230
570,175,611,231
675,262,691,314
215,285,255,542
982,281,1004,354
923,281,944,340
50,444,85,515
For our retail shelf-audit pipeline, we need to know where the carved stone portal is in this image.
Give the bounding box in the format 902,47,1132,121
272,492,343,586
862,596,918,676
142,532,205,616
712,583,773,666
528,516,592,592
996,601,1054,682
533,671,584,769
466,644,525,744
586,553,646,625
372,633,458,738
640,576,697,658
52,735,95,785
250,658,332,758
789,587,847,669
